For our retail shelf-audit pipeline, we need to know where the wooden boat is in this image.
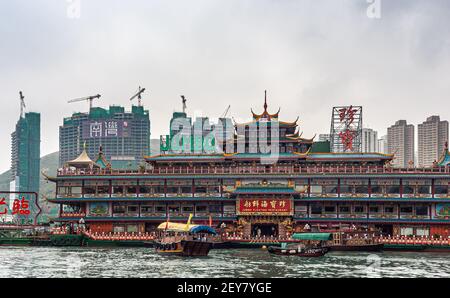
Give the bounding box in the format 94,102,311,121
268,245,328,257
325,231,384,252
154,220,217,257
268,233,331,257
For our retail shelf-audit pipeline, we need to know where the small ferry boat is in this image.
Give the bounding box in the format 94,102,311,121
268,233,331,257
154,220,217,257
325,231,384,252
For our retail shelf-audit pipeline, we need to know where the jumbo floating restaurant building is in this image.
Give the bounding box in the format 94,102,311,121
46,98,450,239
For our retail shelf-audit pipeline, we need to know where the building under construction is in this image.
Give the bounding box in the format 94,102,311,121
59,105,151,168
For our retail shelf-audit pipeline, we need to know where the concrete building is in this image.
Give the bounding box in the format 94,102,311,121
378,135,388,154
387,120,415,168
418,116,449,167
318,134,331,142
59,105,150,168
361,128,378,153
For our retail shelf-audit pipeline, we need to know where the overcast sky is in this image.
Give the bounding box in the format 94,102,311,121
1,0,450,173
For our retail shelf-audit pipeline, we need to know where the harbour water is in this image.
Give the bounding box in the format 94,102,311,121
0,247,449,278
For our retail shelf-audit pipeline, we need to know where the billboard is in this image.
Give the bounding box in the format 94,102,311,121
82,120,129,139
237,198,293,216
330,106,363,153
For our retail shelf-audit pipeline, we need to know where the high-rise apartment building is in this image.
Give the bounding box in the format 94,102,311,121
59,105,150,167
377,135,388,154
361,128,378,153
418,116,449,167
11,112,41,194
387,120,414,168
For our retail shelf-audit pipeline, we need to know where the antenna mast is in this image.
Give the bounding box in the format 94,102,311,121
181,95,187,114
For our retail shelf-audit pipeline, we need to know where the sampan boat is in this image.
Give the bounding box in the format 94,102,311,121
154,222,217,257
268,233,332,258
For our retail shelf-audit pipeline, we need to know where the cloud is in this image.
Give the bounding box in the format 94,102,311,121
0,0,449,172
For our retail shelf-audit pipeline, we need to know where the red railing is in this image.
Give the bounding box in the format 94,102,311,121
375,236,450,246
57,165,450,177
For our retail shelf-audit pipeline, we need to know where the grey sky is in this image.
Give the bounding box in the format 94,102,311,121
1,0,450,172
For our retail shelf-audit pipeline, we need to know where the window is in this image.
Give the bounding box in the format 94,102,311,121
354,206,365,213
310,186,322,194
139,186,151,194
127,205,138,213
127,225,138,233
418,186,431,194
415,206,428,216
83,187,95,195
209,205,222,213
168,206,180,213
355,186,369,194
113,204,126,214
166,187,179,194
369,206,380,213
400,206,413,214
127,186,137,194
324,186,338,194
384,206,395,214
155,206,166,213
400,227,414,237
195,187,207,194
387,185,400,194
182,206,194,213
339,206,350,213
416,228,429,237
311,205,322,215
195,205,208,213
97,186,109,195
181,187,192,194
371,185,382,194
113,186,124,195
435,185,448,195
403,186,414,194
324,206,336,213
340,185,352,194
141,205,153,214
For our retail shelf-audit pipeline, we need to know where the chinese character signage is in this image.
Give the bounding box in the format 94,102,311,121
330,106,362,153
238,199,293,216
82,120,128,139
0,193,37,225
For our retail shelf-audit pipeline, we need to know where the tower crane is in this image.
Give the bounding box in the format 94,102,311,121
220,105,231,118
129,86,146,107
181,95,187,114
68,94,101,110
19,91,26,118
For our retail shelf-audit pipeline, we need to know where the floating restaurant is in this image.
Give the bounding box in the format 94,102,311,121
45,97,450,242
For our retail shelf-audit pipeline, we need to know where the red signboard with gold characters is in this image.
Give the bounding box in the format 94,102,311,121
238,198,293,216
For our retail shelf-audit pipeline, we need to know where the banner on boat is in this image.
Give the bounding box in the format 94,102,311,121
237,198,293,216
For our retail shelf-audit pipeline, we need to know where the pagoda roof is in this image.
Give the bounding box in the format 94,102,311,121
94,146,111,169
66,144,100,169
250,91,280,121
438,142,450,166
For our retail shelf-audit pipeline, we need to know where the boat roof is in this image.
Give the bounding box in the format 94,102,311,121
156,222,217,235
292,233,332,241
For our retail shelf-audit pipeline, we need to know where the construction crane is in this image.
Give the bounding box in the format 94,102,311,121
181,95,187,114
19,91,26,118
220,105,231,118
68,94,101,110
129,86,146,106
